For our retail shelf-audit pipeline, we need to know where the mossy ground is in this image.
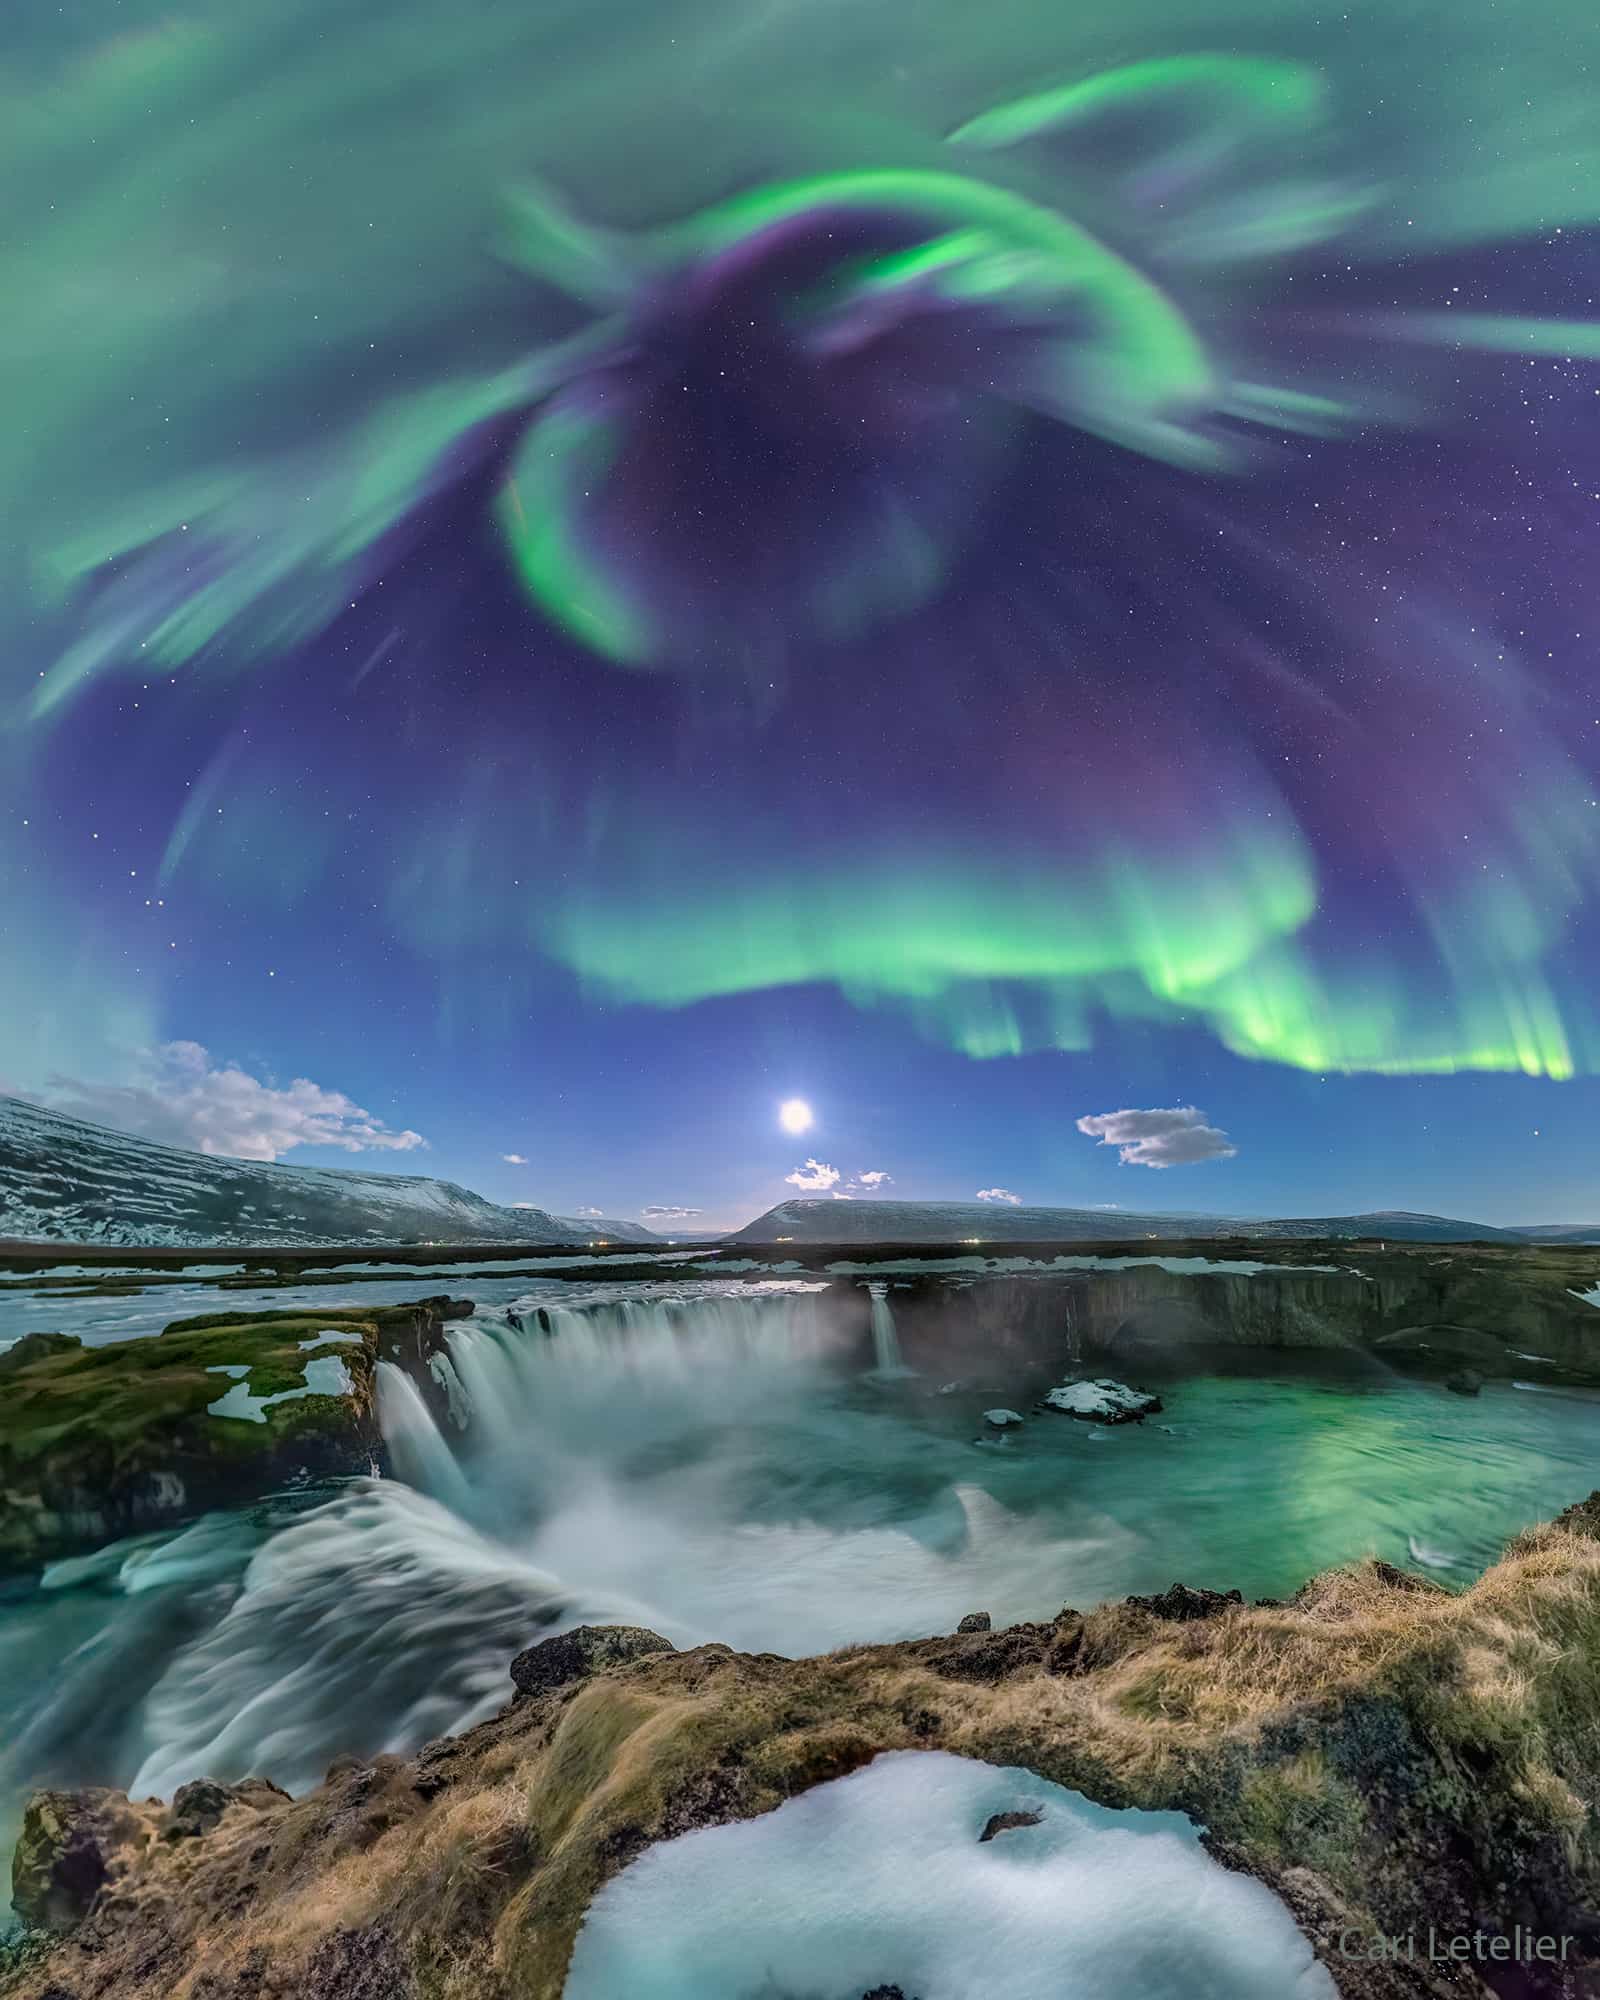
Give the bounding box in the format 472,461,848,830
0,1314,381,1478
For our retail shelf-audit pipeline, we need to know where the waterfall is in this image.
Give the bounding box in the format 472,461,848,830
376,1282,840,1515
377,1365,476,1517
1065,1295,1082,1370
865,1282,916,1380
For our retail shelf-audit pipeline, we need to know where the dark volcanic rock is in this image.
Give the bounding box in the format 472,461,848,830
509,1623,676,1699
919,1621,1059,1684
12,1789,158,1930
163,1779,286,1843
302,1926,414,2000
1553,1490,1600,1540
1126,1583,1244,1622
166,1781,236,1841
1444,1368,1484,1396
978,1809,1044,1842
955,1611,992,1633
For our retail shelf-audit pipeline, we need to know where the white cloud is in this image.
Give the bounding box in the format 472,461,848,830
1075,1105,1237,1169
510,1202,540,1211
845,1169,894,1194
501,1152,529,1166
643,1204,703,1221
785,1158,841,1192
975,1187,1022,1205
574,1205,604,1218
30,1041,426,1163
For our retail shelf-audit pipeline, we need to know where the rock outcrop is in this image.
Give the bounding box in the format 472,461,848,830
509,1624,676,1700
0,1297,472,1572
1041,1378,1162,1422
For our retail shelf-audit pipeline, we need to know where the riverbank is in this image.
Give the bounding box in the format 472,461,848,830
7,1492,1600,1999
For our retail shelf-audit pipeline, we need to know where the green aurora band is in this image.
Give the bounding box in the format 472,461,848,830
4,0,1600,1085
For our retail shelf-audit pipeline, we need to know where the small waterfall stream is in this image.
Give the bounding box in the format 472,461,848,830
865,1282,917,1380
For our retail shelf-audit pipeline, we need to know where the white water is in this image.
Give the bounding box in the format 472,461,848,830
865,1280,916,1379
7,1276,1600,1872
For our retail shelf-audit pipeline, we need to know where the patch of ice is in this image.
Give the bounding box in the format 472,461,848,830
1569,1285,1600,1309
562,1749,1336,1999
983,1409,1023,1427
206,1356,355,1423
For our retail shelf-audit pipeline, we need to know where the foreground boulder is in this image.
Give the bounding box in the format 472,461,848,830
510,1623,676,1699
0,1297,471,1572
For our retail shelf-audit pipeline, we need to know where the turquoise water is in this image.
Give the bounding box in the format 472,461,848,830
2,1283,1598,1925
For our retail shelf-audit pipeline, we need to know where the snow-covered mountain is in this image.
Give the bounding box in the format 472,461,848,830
0,1095,659,1249
549,1214,660,1245
727,1198,1526,1245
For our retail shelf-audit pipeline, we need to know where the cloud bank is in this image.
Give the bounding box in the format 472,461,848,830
1076,1105,1237,1168
642,1203,703,1222
785,1158,841,1192
31,1041,426,1163
975,1187,1021,1205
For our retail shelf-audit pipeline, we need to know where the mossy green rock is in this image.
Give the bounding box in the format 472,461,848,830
0,1296,470,1572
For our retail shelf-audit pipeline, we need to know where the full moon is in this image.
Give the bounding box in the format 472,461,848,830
779,1098,814,1135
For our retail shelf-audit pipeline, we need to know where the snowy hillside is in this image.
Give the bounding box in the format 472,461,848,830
549,1214,660,1244
727,1198,1523,1245
0,1095,657,1249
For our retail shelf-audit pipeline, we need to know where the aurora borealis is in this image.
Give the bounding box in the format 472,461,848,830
4,0,1600,1226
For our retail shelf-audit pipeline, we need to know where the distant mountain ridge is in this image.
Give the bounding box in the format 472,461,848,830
0,1095,657,1249
726,1198,1548,1245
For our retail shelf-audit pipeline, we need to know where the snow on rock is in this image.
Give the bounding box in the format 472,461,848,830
982,1408,1023,1427
1043,1378,1162,1423
562,1749,1337,2000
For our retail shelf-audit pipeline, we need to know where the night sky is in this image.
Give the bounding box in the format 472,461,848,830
4,0,1600,1233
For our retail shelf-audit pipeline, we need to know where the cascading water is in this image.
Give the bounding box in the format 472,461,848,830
7,1268,1593,1914
865,1281,917,1380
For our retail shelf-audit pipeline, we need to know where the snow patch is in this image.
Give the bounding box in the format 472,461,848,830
983,1409,1024,1428
206,1356,355,1423
563,1749,1336,1999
